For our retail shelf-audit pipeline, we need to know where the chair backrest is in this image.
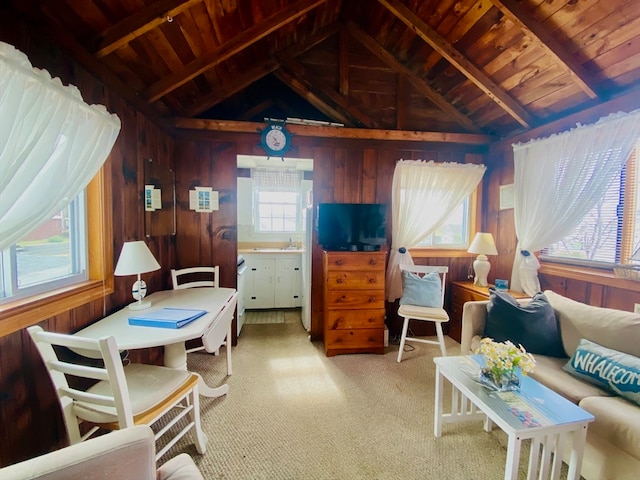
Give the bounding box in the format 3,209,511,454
27,325,133,444
399,264,448,307
171,266,219,289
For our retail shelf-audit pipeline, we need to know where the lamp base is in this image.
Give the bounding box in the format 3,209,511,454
128,300,151,310
473,255,491,287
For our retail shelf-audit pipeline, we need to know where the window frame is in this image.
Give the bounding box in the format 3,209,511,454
411,183,483,258
253,187,300,234
0,167,114,337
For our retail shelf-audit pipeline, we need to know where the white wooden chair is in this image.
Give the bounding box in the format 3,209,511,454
397,264,450,362
27,326,208,461
170,266,232,376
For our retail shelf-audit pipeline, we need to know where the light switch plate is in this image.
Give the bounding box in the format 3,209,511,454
635,303,640,314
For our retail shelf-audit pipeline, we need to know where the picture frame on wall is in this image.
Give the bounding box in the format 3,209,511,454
500,184,514,210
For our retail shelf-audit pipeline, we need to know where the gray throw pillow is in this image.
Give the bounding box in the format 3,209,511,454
399,269,441,308
484,289,566,357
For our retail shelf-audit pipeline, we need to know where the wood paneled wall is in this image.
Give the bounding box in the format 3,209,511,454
0,26,177,466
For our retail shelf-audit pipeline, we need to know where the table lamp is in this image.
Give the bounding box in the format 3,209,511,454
468,232,498,287
114,240,161,310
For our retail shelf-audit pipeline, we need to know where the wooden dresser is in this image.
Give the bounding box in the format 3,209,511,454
449,281,530,343
323,250,386,357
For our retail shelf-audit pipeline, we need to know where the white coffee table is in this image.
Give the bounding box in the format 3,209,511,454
433,355,594,480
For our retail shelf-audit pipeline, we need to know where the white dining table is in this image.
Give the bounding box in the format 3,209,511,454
74,287,237,398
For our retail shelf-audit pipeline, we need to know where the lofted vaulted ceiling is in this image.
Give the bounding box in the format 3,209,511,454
4,0,640,139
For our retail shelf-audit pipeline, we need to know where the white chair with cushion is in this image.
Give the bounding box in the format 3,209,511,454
397,264,450,362
27,325,207,461
0,425,204,480
170,266,232,376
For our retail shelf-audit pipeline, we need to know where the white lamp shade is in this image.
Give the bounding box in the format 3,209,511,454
114,241,161,276
468,232,498,256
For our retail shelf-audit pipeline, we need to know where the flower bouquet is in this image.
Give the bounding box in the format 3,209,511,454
476,337,536,391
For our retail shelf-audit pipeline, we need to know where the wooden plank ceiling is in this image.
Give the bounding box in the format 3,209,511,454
4,0,640,139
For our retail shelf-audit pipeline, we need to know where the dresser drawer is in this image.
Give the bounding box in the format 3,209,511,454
324,328,385,349
325,271,384,290
324,252,386,271
325,290,385,310
325,310,385,330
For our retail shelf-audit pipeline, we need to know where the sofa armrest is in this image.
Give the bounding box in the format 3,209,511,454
460,300,490,354
0,426,156,480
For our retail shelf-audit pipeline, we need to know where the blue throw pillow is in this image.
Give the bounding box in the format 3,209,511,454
484,289,566,357
563,338,640,406
399,269,441,308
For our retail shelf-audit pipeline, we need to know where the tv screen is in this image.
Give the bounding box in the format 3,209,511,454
317,203,387,251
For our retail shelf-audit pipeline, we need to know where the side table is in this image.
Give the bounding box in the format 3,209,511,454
449,281,529,342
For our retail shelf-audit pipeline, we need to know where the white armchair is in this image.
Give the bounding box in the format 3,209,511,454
0,425,204,480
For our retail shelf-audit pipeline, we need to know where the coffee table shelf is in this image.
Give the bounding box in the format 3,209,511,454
433,355,594,480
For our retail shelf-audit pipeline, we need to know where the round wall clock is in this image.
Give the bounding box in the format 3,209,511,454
260,120,292,157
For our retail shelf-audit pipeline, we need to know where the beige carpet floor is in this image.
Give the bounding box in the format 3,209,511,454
166,310,566,479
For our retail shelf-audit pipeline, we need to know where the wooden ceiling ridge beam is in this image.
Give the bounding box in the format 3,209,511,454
173,118,493,145
142,0,329,103
92,0,201,58
345,22,481,134
489,0,598,99
377,0,534,128
276,53,373,127
179,59,280,117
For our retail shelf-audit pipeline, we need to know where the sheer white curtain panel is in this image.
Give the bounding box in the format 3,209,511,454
386,160,486,301
510,109,640,294
0,42,121,250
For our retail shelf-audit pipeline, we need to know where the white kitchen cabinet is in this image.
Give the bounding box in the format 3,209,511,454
244,253,302,309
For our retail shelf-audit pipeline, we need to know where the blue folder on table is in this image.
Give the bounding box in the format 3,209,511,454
128,307,207,329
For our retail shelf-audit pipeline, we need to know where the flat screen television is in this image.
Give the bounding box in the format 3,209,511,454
317,203,387,251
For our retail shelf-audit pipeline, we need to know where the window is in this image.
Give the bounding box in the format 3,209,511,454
417,197,471,248
0,194,87,302
255,190,299,233
541,149,639,267
0,170,113,337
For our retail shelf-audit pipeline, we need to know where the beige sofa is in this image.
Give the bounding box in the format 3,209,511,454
460,290,640,480
0,425,204,480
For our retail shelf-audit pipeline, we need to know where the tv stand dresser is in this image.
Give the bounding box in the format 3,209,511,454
322,250,386,356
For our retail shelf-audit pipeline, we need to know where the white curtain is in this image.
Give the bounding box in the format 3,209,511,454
386,160,486,301
511,109,640,294
251,168,302,190
0,42,121,250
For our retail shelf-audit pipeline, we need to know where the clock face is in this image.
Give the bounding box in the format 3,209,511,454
261,123,291,156
265,128,287,151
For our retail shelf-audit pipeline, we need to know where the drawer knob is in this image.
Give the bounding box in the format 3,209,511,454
369,278,376,283
368,297,375,303
369,259,376,265
336,259,344,265
336,278,344,284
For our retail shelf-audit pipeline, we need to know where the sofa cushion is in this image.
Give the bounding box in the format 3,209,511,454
579,395,640,461
400,269,441,307
563,338,640,406
544,290,640,357
484,290,565,357
530,355,612,404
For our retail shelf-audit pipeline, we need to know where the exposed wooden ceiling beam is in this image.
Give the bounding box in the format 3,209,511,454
339,27,349,97
346,22,482,134
377,0,534,128
173,118,493,144
92,0,201,58
179,59,280,117
273,67,356,127
142,0,328,103
489,0,598,99
277,54,374,127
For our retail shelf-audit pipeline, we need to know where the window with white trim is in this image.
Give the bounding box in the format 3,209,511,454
254,190,299,233
541,148,639,266
0,193,88,302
